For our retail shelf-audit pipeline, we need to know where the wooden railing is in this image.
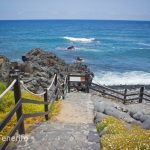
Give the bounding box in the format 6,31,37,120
62,75,69,98
68,74,89,93
90,83,150,104
0,72,66,150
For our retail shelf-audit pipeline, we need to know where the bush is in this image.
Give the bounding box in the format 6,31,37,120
0,82,15,112
0,81,6,94
97,116,150,150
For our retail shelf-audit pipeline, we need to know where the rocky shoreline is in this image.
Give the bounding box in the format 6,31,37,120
1,48,150,95
0,48,94,93
92,93,150,129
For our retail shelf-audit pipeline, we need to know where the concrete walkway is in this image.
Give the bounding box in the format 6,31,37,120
12,92,100,150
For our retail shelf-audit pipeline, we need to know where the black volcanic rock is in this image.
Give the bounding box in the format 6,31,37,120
0,55,11,82
0,48,94,93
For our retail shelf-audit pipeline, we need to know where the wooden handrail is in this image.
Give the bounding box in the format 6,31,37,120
125,93,139,96
90,82,150,104
143,97,150,101
0,73,65,150
126,97,139,101
1,116,24,150
22,98,49,105
91,83,124,96
90,86,125,101
24,94,58,119
144,92,150,98
0,98,22,131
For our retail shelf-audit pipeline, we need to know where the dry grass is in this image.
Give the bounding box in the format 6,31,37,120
0,81,61,145
96,116,150,150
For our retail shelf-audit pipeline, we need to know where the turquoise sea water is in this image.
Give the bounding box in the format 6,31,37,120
0,20,150,85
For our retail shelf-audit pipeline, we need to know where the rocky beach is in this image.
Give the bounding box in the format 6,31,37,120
0,48,94,93
92,93,150,129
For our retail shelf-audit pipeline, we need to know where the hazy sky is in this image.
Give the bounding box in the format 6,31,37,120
0,0,150,20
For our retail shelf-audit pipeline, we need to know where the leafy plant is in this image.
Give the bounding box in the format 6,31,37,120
0,81,6,94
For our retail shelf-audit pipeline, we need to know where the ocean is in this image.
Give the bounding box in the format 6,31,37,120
0,20,150,85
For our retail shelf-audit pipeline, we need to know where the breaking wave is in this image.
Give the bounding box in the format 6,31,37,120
63,36,95,43
93,71,150,85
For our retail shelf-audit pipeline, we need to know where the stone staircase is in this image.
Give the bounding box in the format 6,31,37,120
11,92,100,150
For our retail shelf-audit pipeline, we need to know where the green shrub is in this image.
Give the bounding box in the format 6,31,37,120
0,81,6,94
96,123,107,133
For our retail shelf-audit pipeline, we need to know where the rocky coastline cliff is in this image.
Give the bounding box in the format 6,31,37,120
0,48,94,93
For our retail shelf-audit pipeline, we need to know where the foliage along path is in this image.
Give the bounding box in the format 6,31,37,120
13,92,100,150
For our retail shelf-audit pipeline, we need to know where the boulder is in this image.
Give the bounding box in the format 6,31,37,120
141,118,150,129
140,115,150,122
129,109,137,117
94,102,105,113
94,101,117,113
133,111,144,121
104,107,135,123
23,62,33,73
94,112,107,123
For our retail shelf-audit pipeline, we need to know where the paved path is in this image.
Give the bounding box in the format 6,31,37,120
12,92,100,150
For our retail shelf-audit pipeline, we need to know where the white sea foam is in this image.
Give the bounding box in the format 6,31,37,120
138,42,150,47
94,71,150,85
77,47,99,52
63,36,95,43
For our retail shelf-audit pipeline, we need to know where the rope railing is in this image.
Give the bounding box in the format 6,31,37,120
20,80,46,96
47,74,57,91
0,79,17,99
20,74,57,96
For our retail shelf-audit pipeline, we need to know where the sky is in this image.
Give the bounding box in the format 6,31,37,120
0,0,150,21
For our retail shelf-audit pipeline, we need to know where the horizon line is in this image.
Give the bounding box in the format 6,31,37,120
0,18,150,22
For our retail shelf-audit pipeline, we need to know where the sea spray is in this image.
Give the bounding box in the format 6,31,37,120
94,71,150,85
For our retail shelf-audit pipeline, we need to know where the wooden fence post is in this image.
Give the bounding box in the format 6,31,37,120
123,89,127,104
62,83,65,99
68,75,70,93
102,90,105,96
86,75,89,93
13,71,25,135
44,89,48,120
54,74,58,100
139,86,144,103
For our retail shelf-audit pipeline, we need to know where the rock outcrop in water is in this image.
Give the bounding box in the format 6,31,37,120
0,48,94,93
